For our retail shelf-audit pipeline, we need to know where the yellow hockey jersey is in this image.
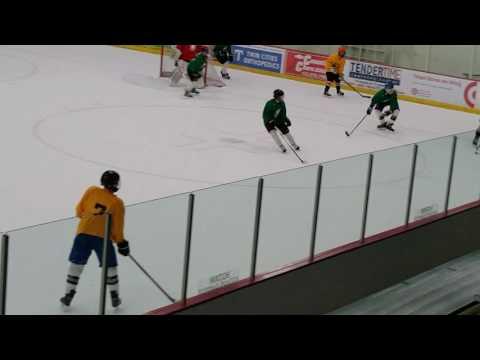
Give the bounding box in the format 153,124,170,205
75,186,125,243
325,53,346,76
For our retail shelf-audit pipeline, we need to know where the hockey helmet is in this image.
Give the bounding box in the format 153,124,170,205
385,81,395,94
273,89,285,99
101,170,121,193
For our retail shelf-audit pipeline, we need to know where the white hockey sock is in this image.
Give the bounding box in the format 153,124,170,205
285,133,298,147
65,263,84,293
269,130,283,148
374,110,385,123
221,64,228,74
185,79,194,92
107,267,120,294
170,67,183,85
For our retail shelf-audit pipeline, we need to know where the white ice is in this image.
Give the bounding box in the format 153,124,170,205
0,45,478,315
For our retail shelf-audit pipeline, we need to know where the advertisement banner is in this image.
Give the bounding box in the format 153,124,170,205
402,71,476,109
284,49,328,80
344,58,478,110
345,60,403,90
477,81,480,109
232,45,284,73
462,80,478,109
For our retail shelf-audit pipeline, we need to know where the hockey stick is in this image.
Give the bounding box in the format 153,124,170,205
345,114,369,137
343,79,371,99
279,133,306,164
128,254,176,303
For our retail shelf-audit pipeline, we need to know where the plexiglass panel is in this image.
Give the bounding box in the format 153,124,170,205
315,154,370,254
366,145,414,236
448,131,480,209
409,136,454,222
122,194,188,312
188,178,258,297
256,165,318,274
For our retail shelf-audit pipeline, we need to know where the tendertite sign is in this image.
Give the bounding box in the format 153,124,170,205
284,50,327,80
347,61,401,87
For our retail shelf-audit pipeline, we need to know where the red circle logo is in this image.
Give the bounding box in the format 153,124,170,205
464,81,477,108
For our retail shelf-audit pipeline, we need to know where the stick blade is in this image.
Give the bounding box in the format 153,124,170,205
345,131,350,137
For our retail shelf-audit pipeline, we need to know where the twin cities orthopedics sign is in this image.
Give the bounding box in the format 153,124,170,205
231,45,284,73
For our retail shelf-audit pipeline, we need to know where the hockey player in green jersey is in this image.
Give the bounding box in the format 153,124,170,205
263,89,300,153
185,47,208,98
366,81,400,131
213,45,233,80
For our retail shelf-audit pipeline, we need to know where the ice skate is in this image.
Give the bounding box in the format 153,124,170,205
111,291,122,308
60,290,76,307
473,134,479,146
385,123,395,132
377,122,388,130
221,71,231,80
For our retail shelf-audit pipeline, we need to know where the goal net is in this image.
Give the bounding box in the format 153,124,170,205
159,45,226,87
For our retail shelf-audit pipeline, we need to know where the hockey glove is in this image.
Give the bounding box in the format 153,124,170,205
366,106,373,115
117,240,130,257
285,118,292,127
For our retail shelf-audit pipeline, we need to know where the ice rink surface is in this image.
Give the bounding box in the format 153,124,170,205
0,45,477,314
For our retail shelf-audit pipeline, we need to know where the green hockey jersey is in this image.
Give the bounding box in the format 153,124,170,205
370,89,400,111
263,99,289,126
187,53,207,75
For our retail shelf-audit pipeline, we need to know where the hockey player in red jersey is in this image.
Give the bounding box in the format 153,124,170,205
170,45,205,86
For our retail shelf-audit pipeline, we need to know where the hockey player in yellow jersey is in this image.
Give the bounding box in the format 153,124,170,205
60,170,130,308
324,47,347,97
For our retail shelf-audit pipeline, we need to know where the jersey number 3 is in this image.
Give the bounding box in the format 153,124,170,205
94,203,107,215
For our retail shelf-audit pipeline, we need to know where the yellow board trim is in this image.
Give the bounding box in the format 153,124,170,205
115,45,480,115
